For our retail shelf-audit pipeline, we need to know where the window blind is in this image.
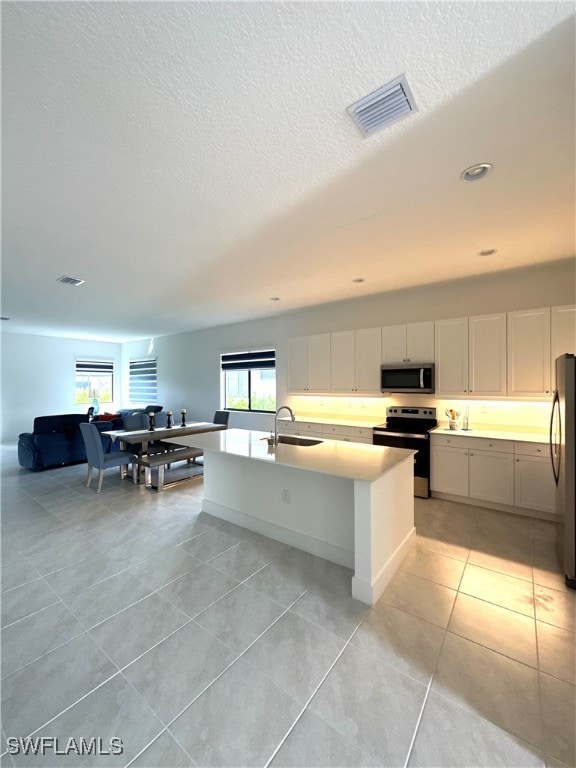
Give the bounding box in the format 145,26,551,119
75,360,114,375
221,350,276,371
129,359,158,403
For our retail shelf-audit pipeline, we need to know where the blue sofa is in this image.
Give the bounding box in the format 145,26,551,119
18,414,115,471
18,407,164,471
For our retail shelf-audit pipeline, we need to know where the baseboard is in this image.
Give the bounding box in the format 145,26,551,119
202,499,354,569
431,492,558,522
351,526,415,606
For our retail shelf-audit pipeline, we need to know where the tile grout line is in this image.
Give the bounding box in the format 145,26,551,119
402,526,472,768
404,529,553,766
262,615,371,768
122,588,311,767
3,526,285,682
531,533,550,766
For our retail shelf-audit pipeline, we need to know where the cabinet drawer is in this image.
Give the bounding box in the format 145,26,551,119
322,424,372,439
431,434,471,449
514,441,549,457
280,421,319,434
294,421,322,433
471,438,514,454
330,434,372,444
431,434,514,453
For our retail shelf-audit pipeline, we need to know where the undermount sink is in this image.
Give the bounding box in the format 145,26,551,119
279,435,323,447
262,435,323,447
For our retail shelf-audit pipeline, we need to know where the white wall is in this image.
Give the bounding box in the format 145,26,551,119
1,333,121,441
3,259,574,441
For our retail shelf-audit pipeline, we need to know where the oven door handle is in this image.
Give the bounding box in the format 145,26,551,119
373,430,429,440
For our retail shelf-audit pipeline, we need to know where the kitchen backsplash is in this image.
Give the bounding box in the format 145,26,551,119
287,394,552,429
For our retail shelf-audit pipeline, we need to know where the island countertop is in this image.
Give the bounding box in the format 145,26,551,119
164,428,415,483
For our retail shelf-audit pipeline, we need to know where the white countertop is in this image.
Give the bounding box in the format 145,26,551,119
281,413,549,442
430,425,549,443
164,428,415,483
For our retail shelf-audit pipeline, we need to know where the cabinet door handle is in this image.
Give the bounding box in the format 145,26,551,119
516,459,520,462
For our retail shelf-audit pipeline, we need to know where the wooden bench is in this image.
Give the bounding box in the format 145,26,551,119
136,446,204,491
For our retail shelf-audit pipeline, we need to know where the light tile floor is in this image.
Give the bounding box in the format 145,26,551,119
1,443,575,768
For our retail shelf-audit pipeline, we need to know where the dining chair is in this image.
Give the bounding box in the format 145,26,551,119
188,410,230,468
213,410,230,427
80,422,135,494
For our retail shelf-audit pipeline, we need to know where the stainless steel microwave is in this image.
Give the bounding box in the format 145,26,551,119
380,363,435,393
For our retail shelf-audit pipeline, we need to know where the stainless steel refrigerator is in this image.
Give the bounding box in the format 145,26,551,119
550,353,576,588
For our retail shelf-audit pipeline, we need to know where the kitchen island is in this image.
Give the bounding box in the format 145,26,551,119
164,429,416,605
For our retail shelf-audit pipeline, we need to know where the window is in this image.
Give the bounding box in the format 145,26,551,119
75,360,114,404
221,350,276,412
129,359,158,404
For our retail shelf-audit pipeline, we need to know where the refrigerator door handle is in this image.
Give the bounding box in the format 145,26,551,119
550,390,561,486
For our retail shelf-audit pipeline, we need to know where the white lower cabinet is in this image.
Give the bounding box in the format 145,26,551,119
431,434,553,515
514,442,556,515
322,423,372,444
431,445,469,496
279,421,324,438
468,449,514,506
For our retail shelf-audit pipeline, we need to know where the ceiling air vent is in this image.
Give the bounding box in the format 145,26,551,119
57,275,85,286
347,74,417,137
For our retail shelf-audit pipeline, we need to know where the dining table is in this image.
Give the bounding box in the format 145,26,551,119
102,421,227,482
103,420,227,453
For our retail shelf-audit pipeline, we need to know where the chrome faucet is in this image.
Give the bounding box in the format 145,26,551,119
274,406,295,445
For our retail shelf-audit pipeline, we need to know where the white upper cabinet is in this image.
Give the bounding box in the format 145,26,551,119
381,325,406,363
355,327,382,393
308,334,331,392
551,305,576,362
331,328,381,393
330,331,355,392
289,303,567,399
468,313,507,396
287,334,331,392
287,336,309,392
381,321,434,363
406,321,435,362
434,317,469,396
507,308,551,397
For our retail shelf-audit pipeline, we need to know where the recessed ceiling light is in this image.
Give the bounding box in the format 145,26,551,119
269,297,281,301
478,248,497,257
352,277,365,283
460,163,493,182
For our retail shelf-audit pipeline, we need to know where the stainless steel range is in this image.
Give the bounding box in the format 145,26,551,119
373,406,438,498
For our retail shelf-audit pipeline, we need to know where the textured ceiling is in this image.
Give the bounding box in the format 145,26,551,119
2,1,575,341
